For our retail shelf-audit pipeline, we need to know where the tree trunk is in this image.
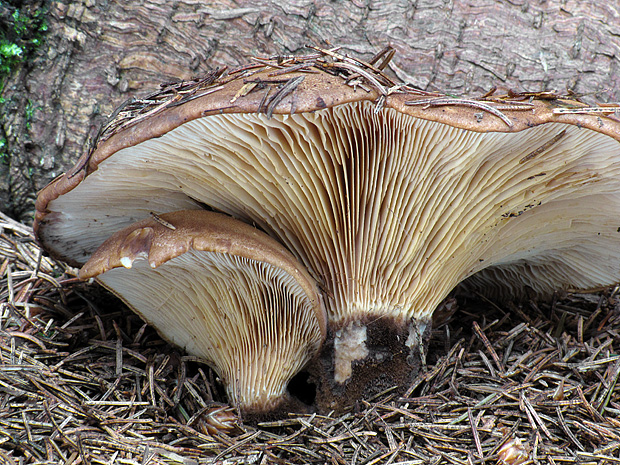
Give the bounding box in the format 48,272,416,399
2,0,619,221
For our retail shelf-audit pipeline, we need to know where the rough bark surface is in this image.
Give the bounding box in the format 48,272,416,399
2,0,619,221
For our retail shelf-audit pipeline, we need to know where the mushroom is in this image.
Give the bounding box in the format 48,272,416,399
35,48,620,408
79,210,326,414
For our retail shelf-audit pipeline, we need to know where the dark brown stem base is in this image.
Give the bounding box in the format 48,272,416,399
310,316,432,414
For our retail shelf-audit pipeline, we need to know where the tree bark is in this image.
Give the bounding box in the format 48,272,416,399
2,0,619,221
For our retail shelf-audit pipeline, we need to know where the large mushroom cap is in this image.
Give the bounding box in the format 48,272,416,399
35,48,620,407
80,210,326,413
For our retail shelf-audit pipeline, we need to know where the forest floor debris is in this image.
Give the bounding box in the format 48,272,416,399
1,211,619,464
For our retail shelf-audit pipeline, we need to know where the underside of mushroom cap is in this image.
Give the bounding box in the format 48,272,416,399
80,210,326,413
35,50,620,408
44,104,620,326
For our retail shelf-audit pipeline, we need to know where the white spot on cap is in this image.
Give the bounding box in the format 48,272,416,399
120,256,133,269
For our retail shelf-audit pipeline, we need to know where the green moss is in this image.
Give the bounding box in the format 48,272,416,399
0,136,6,165
25,98,39,129
0,2,48,86
0,2,48,167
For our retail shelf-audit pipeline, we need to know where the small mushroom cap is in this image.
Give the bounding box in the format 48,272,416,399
37,52,620,330
80,210,326,413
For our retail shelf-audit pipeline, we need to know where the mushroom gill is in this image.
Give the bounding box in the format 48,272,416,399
40,107,620,322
